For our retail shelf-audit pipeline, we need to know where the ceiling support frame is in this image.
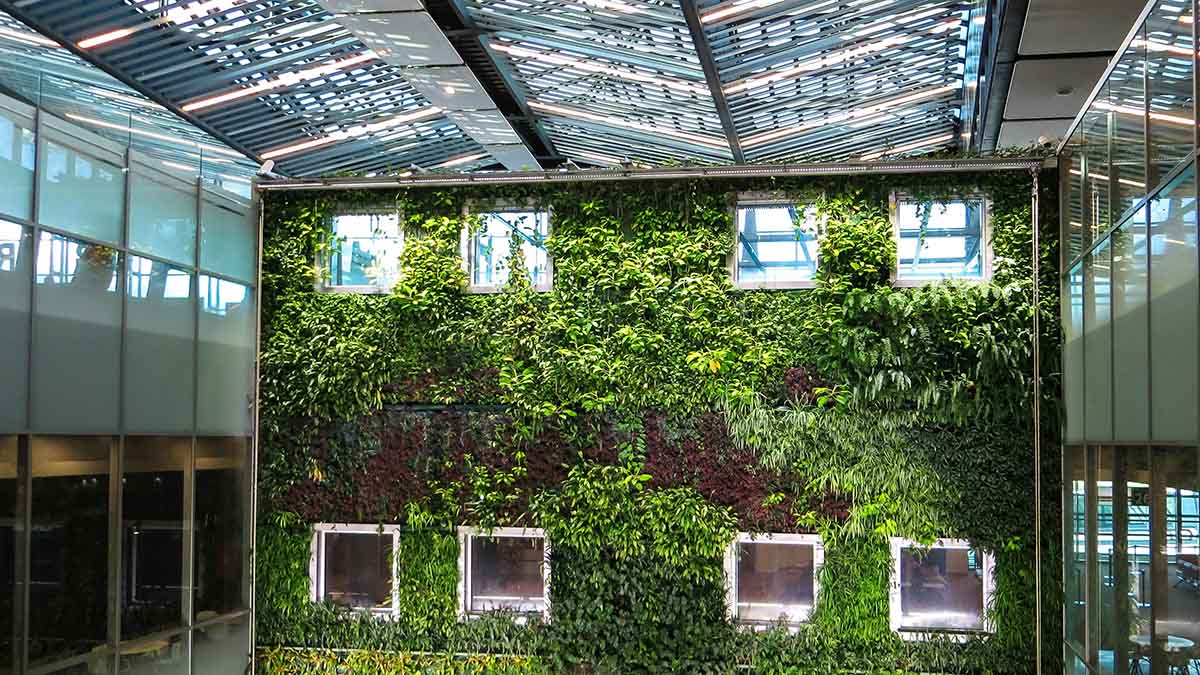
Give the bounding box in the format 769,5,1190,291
679,0,745,164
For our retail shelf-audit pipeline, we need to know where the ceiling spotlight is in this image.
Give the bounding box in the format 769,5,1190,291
257,159,276,176
1055,86,1075,97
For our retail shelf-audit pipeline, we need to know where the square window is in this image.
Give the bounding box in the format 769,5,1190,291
323,212,403,291
894,197,989,283
310,524,398,615
734,201,821,289
890,538,994,637
465,209,551,292
725,533,823,626
458,527,548,618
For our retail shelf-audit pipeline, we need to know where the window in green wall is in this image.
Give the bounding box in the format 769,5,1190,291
734,200,820,289
323,212,403,292
893,197,989,284
465,209,551,292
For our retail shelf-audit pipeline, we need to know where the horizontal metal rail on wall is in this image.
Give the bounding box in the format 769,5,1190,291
255,157,1055,192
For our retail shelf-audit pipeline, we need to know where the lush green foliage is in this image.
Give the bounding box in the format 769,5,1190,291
256,172,1061,674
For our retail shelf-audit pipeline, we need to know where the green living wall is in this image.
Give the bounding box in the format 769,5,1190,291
256,169,1062,674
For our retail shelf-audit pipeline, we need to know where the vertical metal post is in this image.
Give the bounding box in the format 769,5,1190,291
1032,168,1043,675
248,179,265,674
1113,451,1130,675
189,154,205,675
15,437,30,675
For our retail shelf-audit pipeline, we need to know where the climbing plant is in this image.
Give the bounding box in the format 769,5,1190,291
256,170,1061,674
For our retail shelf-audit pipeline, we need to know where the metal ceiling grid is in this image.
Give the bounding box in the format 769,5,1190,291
458,0,736,164
700,0,978,162
1,0,492,175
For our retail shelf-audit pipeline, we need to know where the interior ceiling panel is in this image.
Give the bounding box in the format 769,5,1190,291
1,0,992,174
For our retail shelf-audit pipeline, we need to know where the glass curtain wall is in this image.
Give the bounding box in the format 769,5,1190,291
1059,1,1200,673
0,73,257,675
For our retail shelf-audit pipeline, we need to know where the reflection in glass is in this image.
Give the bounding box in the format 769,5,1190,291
736,203,818,285
32,232,121,433
129,168,197,266
1065,264,1085,443
736,542,816,624
1065,445,1087,653
471,210,550,289
327,213,402,289
897,546,985,631
195,437,248,616
321,532,392,612
122,437,188,639
191,614,250,675
28,436,111,667
1149,165,1198,443
38,140,124,244
1106,32,1147,221
0,102,35,220
200,190,255,282
125,257,195,434
1083,106,1112,243
896,199,985,281
1065,132,1087,261
117,631,187,675
468,536,545,613
1145,0,1194,185
0,220,30,432
0,436,16,674
197,277,254,436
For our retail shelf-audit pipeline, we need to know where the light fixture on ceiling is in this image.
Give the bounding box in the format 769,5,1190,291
430,152,490,169
1055,86,1075,97
528,100,731,150
724,35,914,95
260,106,443,160
490,42,709,95
700,0,801,25
0,25,60,47
860,132,955,160
740,84,957,148
578,0,643,14
181,52,376,112
78,28,135,49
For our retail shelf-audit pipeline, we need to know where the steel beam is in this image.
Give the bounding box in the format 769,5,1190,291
679,0,744,163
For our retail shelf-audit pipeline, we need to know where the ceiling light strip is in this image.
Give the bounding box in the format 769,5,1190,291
180,51,376,112
260,106,444,160
860,132,955,160
490,42,708,95
529,100,731,150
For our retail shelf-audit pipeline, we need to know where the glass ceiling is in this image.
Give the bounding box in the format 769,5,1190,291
1,0,987,175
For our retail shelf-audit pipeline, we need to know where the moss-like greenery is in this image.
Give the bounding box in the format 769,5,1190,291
256,172,1061,674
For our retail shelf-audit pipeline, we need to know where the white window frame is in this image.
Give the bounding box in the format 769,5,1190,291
457,526,551,621
723,532,824,628
731,193,824,290
461,202,553,294
317,209,404,294
889,192,993,287
888,537,995,641
309,523,401,617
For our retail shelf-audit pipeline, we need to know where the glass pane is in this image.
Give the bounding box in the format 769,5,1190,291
0,436,16,674
327,213,402,289
0,220,31,432
1154,447,1199,667
32,233,121,433
1145,0,1194,186
191,614,250,675
129,167,197,266
321,532,391,611
1085,241,1113,442
896,199,985,281
1065,444,1088,655
736,541,815,623
468,536,545,613
471,210,550,289
897,546,985,631
29,435,111,667
122,436,188,639
1112,210,1150,442
1083,105,1112,242
736,204,818,285
200,190,255,282
38,140,124,245
1065,263,1085,443
1097,446,1154,672
1066,130,1087,262
125,257,195,434
1107,31,1148,221
117,632,187,675
195,437,249,616
197,277,254,436
0,102,35,221
1149,165,1198,443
